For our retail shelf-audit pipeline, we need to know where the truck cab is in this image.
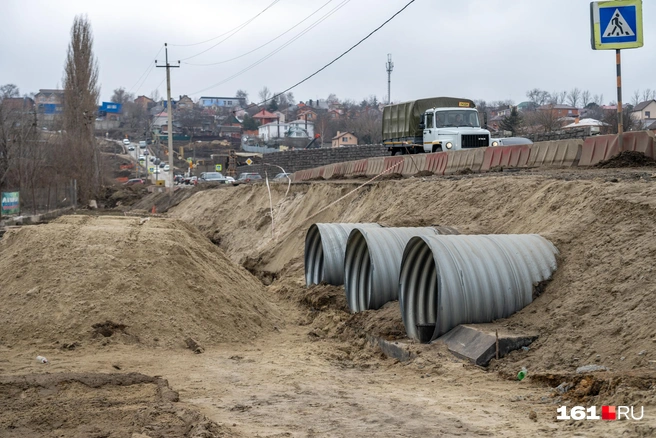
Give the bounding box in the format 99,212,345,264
382,97,491,155
420,108,490,153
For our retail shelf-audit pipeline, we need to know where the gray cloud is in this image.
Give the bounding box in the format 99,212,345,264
2,0,654,105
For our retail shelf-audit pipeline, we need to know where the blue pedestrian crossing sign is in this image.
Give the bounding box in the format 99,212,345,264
591,0,643,50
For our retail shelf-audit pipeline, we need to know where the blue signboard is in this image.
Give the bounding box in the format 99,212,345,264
590,0,643,50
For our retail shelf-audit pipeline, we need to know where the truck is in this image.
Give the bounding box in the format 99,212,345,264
382,97,491,155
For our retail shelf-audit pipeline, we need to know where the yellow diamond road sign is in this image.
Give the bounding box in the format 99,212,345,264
246,158,253,165
590,0,643,50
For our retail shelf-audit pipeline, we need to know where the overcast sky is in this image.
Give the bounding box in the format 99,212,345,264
2,0,654,106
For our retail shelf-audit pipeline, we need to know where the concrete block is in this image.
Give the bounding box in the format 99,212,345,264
366,335,415,362
436,324,538,366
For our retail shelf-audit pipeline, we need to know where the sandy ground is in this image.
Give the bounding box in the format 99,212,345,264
2,165,656,436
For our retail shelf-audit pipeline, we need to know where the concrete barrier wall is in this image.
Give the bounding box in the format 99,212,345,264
579,134,619,166
289,131,655,181
481,145,531,171
445,149,485,174
527,139,582,167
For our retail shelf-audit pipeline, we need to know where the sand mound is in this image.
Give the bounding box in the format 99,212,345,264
595,151,656,168
0,372,234,437
0,215,280,348
169,173,656,375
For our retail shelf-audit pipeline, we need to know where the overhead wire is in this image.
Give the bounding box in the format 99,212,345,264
190,0,351,95
128,45,164,94
178,0,281,61
256,0,416,107
183,0,334,67
170,0,280,48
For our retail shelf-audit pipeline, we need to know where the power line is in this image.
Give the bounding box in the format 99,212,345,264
128,45,164,94
178,0,281,61
183,0,334,67
259,0,415,107
189,0,351,95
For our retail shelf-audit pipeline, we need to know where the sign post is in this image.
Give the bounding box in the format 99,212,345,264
590,0,643,150
1,191,20,216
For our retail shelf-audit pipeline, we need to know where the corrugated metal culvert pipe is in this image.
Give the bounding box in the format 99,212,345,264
399,234,558,343
305,223,381,286
344,226,459,312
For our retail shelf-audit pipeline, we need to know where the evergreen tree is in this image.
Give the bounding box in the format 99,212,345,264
499,107,522,135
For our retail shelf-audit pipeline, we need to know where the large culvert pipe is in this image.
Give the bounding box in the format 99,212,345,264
399,234,558,343
344,227,459,312
305,223,381,287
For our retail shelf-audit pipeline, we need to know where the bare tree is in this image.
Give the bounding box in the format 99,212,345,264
526,89,550,106
258,86,272,106
235,89,248,106
631,90,642,106
581,90,592,107
567,88,581,108
593,94,604,105
110,87,135,104
642,89,656,102
0,84,20,100
62,15,101,203
150,88,161,103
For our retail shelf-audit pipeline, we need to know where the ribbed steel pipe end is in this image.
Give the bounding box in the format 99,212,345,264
344,227,443,313
400,234,559,343
304,224,324,287
305,223,382,287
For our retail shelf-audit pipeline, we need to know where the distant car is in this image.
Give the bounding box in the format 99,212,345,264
152,167,160,174
143,150,149,155
138,155,146,162
127,145,135,151
199,172,227,183
225,176,235,184
124,178,145,186
490,137,534,147
237,172,262,183
159,162,166,168
139,141,147,147
174,175,185,184
184,175,198,185
149,156,155,162
273,172,291,181
123,139,131,145
163,164,170,171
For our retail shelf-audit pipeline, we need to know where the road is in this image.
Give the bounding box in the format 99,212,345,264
124,141,173,187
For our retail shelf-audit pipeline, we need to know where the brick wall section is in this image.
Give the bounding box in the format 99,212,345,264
241,144,389,177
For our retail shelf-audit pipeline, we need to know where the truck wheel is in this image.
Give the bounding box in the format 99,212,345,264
391,149,398,156
432,145,442,153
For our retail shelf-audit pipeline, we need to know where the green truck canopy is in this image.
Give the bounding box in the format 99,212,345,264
382,97,476,140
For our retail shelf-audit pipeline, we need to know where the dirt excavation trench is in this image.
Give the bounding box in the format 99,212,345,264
2,168,656,437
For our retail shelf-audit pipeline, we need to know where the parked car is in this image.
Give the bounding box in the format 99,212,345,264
174,174,185,184
127,145,135,151
159,162,166,168
273,172,291,181
199,172,227,183
122,138,131,145
124,178,145,186
225,176,235,184
163,164,170,171
238,172,262,182
184,175,198,185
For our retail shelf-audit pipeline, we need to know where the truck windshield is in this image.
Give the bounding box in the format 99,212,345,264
434,110,480,128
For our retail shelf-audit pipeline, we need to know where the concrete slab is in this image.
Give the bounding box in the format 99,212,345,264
436,324,538,367
366,335,415,362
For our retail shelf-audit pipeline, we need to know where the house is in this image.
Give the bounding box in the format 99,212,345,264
1,97,35,113
34,89,64,127
258,119,314,141
630,100,656,129
199,96,244,108
219,125,242,139
134,95,154,110
177,95,195,110
332,131,358,147
152,112,169,130
328,109,342,119
98,102,122,121
537,104,580,118
273,111,286,123
297,106,318,121
517,101,538,112
252,109,278,125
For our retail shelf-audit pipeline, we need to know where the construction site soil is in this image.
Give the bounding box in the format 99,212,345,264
1,165,656,436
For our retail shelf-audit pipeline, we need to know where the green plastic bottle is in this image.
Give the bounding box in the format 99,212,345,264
517,367,528,381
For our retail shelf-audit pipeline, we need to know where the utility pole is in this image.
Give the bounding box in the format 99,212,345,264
156,43,180,193
386,53,394,105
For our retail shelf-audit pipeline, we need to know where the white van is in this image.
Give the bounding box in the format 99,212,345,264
139,141,147,148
